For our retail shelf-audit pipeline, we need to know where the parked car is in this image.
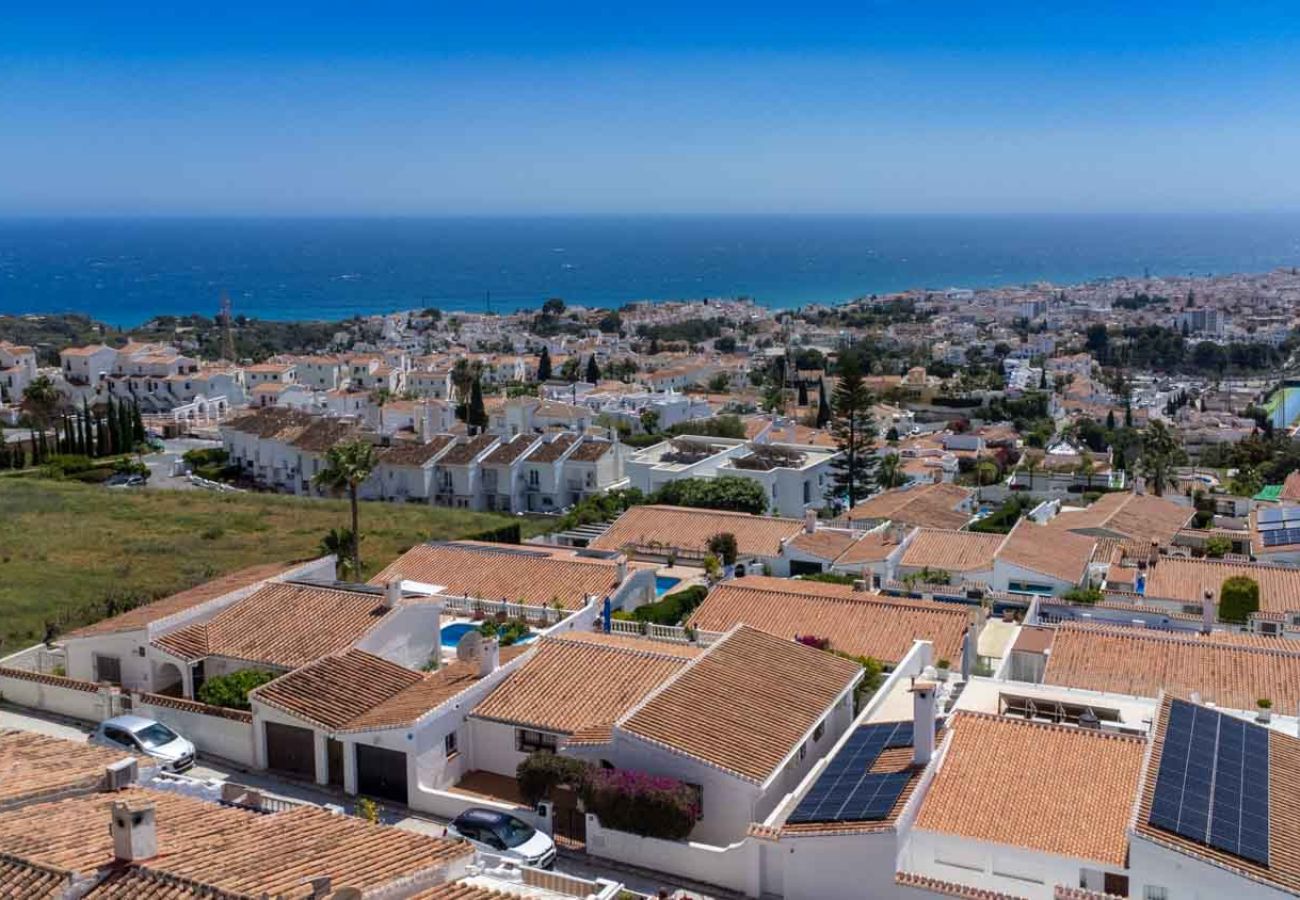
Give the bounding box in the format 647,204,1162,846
446,808,555,869
105,473,147,488
90,715,196,772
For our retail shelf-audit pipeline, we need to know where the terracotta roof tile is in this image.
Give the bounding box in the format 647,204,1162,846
252,649,423,730
371,542,620,609
0,732,143,807
1044,492,1193,545
914,712,1144,866
568,438,614,462
1143,557,1300,616
377,434,456,467
472,634,688,735
1042,622,1300,712
590,505,804,558
996,520,1095,584
899,529,1004,574
846,483,974,530
687,576,968,666
0,856,69,899
150,582,391,669
524,434,578,463
439,434,499,465
481,434,539,466
620,625,861,783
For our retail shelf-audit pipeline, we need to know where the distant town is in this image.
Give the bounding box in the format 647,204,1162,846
4,266,1300,899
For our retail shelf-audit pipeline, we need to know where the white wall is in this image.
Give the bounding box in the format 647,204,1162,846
0,669,111,722
900,828,1099,900
782,831,902,900
354,602,443,670
133,696,256,767
467,717,538,779
1128,834,1293,900
585,814,760,897
65,631,152,691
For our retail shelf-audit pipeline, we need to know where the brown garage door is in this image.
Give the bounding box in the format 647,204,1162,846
356,744,407,804
265,721,315,779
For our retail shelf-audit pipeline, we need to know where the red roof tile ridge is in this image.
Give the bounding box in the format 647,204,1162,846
950,709,1146,746
715,580,965,616
543,633,695,665
640,503,803,523
895,871,1029,899
1058,621,1300,659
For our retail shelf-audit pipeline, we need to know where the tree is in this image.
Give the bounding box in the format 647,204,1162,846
1021,449,1043,489
1204,535,1232,559
877,452,905,489
885,426,899,443
797,381,809,406
1075,455,1095,491
827,357,877,509
652,476,767,515
542,297,566,317
816,378,832,429
1106,409,1116,431
1219,576,1259,624
585,354,601,384
319,527,359,579
196,669,276,710
639,409,661,434
21,376,61,434
537,346,552,382
761,382,786,414
468,376,488,431
1138,421,1187,496
313,439,376,578
706,532,738,566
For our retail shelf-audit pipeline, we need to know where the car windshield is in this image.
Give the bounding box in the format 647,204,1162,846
494,816,536,849
133,723,179,749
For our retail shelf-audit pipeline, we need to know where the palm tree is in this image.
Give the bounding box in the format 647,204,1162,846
1021,450,1043,490
877,452,905,490
1138,421,1187,497
21,376,62,433
319,526,358,580
1075,455,1095,492
313,440,376,578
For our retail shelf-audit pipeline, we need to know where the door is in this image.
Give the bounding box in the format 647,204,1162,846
265,722,316,779
327,739,345,787
356,744,407,804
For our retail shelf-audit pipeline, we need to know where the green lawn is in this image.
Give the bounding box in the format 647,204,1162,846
0,478,534,651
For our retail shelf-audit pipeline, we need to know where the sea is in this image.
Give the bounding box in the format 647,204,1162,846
1,213,1299,327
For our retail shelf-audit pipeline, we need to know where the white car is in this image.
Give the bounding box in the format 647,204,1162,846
90,714,196,772
446,808,556,869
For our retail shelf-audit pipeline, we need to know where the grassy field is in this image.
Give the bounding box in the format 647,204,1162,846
0,478,535,651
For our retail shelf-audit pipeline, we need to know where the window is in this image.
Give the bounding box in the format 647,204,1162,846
516,729,558,753
1142,887,1168,900
813,721,825,742
529,469,540,487
93,654,122,685
798,742,807,762
445,730,459,759
803,481,811,503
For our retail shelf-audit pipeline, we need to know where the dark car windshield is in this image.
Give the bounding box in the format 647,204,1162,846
493,815,536,848
133,723,179,749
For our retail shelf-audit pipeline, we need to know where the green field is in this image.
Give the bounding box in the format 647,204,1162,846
0,479,536,651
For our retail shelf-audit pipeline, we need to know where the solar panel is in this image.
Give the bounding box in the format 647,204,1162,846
1258,507,1286,525
1257,519,1283,533
1263,527,1300,547
1148,699,1270,867
785,721,915,825
1284,507,1300,523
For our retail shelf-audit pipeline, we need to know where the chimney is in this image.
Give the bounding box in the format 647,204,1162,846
479,637,500,677
852,579,868,592
110,799,157,863
911,680,937,766
804,508,817,534
961,630,974,681
1202,589,1215,634
616,557,628,584
384,580,403,609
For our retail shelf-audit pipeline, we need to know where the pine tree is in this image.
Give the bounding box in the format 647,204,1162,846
827,358,877,510
585,355,601,384
468,376,488,432
816,378,832,429
537,346,552,382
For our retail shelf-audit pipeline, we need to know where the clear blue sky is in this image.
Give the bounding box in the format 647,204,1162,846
4,2,1300,215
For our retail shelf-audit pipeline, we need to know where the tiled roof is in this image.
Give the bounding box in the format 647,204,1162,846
288,417,363,453
0,787,471,898
568,438,614,462
377,434,456,467
1134,695,1300,895
834,529,905,565
0,732,143,807
481,434,538,466
1143,556,1300,615
0,856,68,899
996,520,1095,583
1041,622,1300,712
370,541,620,609
894,871,1028,899
343,650,529,733
439,434,499,465
619,625,862,784
846,483,974,530
252,649,423,730
471,633,689,735
589,505,805,558
687,576,968,666
1280,470,1300,503
1044,491,1193,545
899,529,1003,573
65,563,292,639
913,712,1144,866
221,407,314,440
150,582,391,669
524,433,578,463
787,528,858,561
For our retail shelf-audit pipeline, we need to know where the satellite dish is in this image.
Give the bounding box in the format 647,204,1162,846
456,630,484,663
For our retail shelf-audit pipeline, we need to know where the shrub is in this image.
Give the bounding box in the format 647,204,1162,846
631,585,708,626
706,532,738,566
1219,576,1260,624
479,617,531,646
650,476,767,515
196,669,276,710
797,571,858,586
467,522,522,544
1204,535,1232,559
796,634,831,651
1062,586,1103,605
516,752,591,806
355,797,380,824
580,767,700,840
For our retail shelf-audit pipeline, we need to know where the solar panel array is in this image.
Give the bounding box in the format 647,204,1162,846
1261,528,1300,548
1256,507,1300,531
1148,699,1271,867
785,721,914,825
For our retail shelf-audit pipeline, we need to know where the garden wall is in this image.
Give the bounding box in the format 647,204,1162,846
131,692,256,767
585,814,760,897
0,666,112,722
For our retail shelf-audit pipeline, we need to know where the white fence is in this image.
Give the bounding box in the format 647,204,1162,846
585,814,759,897
606,618,725,647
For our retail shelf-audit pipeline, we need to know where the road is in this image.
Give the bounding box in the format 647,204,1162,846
142,437,223,490
0,703,731,898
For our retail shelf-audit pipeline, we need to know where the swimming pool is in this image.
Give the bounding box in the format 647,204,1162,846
655,576,681,597
440,621,537,648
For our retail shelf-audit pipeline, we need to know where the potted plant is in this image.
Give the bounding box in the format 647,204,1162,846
1257,698,1273,723
936,658,952,681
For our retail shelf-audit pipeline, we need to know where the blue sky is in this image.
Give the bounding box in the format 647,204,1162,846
4,2,1300,215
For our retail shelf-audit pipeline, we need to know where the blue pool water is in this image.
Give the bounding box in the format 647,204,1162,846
440,621,536,648
655,576,681,597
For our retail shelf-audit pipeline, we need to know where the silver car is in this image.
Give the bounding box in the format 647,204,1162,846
90,714,196,772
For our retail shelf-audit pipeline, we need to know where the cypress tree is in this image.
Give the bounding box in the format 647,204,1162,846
80,399,92,456
29,428,40,465
537,346,552,382
585,355,600,384
468,376,488,432
797,381,809,406
119,399,134,451
816,378,832,429
133,402,145,443
106,395,119,455
96,416,109,458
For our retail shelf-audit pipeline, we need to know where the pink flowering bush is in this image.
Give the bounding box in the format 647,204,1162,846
795,634,831,651
581,766,700,840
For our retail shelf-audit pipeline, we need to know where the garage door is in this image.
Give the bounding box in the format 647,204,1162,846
356,744,407,804
265,721,315,779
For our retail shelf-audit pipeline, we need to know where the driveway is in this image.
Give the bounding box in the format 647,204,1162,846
142,437,223,491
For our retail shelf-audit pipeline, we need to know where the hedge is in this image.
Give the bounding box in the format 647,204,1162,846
630,585,708,625
467,522,522,544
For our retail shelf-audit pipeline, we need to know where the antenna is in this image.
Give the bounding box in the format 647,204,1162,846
219,293,235,362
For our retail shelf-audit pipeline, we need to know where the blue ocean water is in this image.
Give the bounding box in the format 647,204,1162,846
1,214,1299,326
